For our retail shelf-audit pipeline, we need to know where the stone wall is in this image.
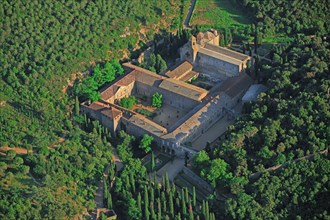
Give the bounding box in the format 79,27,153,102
122,117,163,145
81,104,101,121
182,167,213,194
135,82,199,110
196,53,240,78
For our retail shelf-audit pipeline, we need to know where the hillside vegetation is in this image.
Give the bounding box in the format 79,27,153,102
191,1,330,218
0,0,187,218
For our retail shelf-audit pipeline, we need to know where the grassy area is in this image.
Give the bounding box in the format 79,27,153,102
191,0,251,32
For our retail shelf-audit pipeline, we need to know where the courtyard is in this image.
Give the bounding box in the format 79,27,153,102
133,94,190,130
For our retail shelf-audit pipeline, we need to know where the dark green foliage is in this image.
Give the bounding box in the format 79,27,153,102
141,53,168,73
135,108,155,118
151,92,163,109
119,96,137,110
74,60,123,102
238,0,330,36
139,134,153,154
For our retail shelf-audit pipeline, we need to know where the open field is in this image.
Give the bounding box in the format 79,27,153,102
191,0,251,32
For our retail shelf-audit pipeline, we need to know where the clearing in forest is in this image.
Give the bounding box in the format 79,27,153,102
191,0,251,31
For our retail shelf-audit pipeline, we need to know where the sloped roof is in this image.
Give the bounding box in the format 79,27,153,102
199,47,243,66
242,84,268,101
219,74,253,98
101,107,122,119
129,114,167,135
165,61,193,79
205,43,250,61
86,102,108,111
159,78,207,101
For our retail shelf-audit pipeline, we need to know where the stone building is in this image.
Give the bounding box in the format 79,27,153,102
180,30,252,79
81,30,253,157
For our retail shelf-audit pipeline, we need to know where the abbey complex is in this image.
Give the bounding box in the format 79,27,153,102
81,30,253,156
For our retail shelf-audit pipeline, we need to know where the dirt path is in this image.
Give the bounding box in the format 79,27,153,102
91,148,123,220
184,0,197,29
249,149,329,180
0,146,32,155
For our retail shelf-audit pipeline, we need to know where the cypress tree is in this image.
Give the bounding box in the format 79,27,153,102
165,173,170,194
75,96,80,116
145,203,150,220
144,186,149,208
137,192,142,211
189,202,194,220
150,201,156,220
192,186,196,207
107,192,112,209
176,197,180,209
169,191,174,218
171,183,176,195
161,192,166,214
157,198,161,220
182,194,187,216
185,187,189,205
151,152,155,171
130,172,135,193
205,201,209,220
150,187,154,204
202,201,206,218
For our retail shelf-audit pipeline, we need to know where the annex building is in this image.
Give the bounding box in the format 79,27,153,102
82,30,253,156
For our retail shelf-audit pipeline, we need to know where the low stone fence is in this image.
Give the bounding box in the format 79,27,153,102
182,166,213,194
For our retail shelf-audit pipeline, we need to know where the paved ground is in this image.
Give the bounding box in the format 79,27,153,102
191,116,234,151
156,157,185,182
153,105,188,129
191,102,243,151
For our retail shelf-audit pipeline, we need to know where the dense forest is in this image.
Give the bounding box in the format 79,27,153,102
1,0,329,219
191,1,330,218
236,0,330,38
0,0,188,218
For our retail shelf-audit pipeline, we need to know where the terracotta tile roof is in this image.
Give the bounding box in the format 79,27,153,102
86,102,108,111
123,63,164,87
179,70,199,82
165,61,193,79
100,70,136,100
101,107,122,119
